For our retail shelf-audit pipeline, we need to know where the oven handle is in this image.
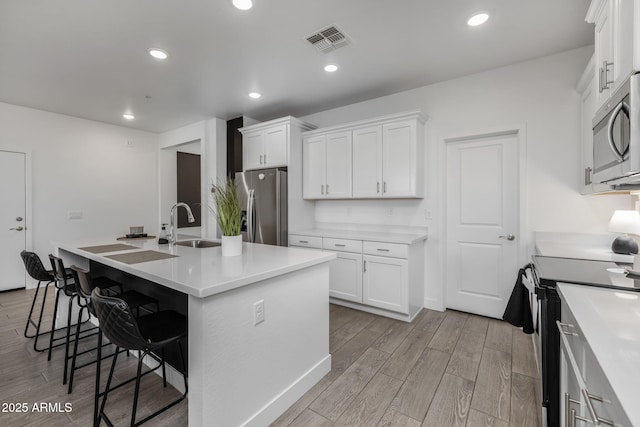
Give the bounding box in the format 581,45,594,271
607,101,630,162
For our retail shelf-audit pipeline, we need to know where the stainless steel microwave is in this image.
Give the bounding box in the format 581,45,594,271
592,72,640,186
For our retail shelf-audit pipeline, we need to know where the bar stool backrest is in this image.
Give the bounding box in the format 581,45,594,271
91,288,149,351
20,251,53,282
69,265,93,300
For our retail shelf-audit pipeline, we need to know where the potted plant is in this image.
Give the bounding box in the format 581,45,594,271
211,178,243,256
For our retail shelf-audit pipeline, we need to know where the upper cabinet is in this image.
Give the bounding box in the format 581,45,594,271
303,131,353,199
587,0,638,110
303,111,427,200
240,117,315,171
578,55,613,194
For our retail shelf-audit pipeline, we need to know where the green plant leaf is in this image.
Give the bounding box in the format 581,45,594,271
210,177,242,236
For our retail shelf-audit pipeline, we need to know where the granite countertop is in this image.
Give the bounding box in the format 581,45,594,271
557,283,640,425
290,227,428,244
54,237,335,298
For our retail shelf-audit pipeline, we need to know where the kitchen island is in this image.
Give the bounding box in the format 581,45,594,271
54,237,335,427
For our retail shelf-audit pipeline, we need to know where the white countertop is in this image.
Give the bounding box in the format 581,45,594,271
557,283,640,425
290,228,428,244
535,231,635,263
54,238,335,298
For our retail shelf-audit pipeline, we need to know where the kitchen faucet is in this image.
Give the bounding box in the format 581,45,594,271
168,202,195,246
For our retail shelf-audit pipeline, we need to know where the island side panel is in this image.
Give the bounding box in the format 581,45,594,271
188,262,331,427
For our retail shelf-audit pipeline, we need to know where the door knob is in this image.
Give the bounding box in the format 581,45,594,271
499,233,515,241
9,226,24,231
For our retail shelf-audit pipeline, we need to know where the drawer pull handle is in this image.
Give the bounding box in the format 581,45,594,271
377,248,390,252
558,321,579,337
364,260,367,272
299,240,309,244
334,244,346,247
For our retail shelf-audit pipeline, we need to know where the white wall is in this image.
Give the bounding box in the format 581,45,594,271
299,46,632,309
0,102,159,280
158,118,226,239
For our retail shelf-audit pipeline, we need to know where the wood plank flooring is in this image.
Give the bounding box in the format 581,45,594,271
0,288,540,426
273,305,541,427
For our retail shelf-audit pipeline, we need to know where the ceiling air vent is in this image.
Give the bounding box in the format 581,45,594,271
306,25,350,53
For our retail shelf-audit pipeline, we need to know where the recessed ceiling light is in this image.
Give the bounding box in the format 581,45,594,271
148,48,168,60
123,113,135,120
248,92,261,99
232,0,253,10
324,64,339,73
467,12,489,27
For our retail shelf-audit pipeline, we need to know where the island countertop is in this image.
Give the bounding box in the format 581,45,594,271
54,237,336,298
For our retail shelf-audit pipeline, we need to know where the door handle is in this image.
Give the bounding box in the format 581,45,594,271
498,233,515,241
9,226,24,231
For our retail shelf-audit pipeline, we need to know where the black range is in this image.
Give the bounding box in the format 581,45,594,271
532,255,640,427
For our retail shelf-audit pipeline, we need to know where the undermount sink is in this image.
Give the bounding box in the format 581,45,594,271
175,239,221,248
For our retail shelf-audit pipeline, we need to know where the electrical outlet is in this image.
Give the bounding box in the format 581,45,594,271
425,209,433,220
68,211,83,220
253,300,265,325
126,140,135,148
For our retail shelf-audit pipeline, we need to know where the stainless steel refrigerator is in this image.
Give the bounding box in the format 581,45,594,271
235,168,288,246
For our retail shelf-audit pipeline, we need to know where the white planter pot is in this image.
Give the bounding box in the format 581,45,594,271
221,235,242,257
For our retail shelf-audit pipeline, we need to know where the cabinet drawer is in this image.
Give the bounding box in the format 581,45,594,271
323,238,362,253
363,241,408,259
289,235,322,249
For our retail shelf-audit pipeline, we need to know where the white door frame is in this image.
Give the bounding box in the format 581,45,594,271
441,124,528,311
0,148,34,287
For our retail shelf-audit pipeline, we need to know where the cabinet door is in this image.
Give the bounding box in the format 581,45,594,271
595,2,613,108
325,131,352,198
264,124,288,167
382,120,416,197
363,255,408,314
580,71,597,194
612,0,634,86
352,126,382,198
303,135,326,199
329,252,363,303
243,130,264,171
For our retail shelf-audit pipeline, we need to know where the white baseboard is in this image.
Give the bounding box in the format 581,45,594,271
242,355,332,427
424,297,445,312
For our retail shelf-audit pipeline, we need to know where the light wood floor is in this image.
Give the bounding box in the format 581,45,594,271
1,288,540,426
272,305,541,427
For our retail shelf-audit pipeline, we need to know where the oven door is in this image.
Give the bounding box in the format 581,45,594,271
536,281,562,427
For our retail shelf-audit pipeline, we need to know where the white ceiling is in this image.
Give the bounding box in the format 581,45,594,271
0,0,593,133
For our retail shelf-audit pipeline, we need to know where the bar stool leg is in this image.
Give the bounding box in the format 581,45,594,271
161,348,167,388
67,304,86,393
94,331,103,427
33,283,53,352
24,280,44,338
98,347,119,426
131,351,147,426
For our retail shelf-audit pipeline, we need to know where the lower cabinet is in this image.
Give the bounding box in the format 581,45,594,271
289,233,424,322
363,255,408,314
559,299,630,427
329,252,363,303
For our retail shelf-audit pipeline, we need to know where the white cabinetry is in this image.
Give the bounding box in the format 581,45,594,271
578,55,611,194
559,299,631,427
240,117,315,171
363,255,408,314
303,111,426,200
587,0,637,110
302,132,352,199
289,232,425,322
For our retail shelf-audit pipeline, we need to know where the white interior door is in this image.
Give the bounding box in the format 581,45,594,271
445,133,519,318
1,151,27,291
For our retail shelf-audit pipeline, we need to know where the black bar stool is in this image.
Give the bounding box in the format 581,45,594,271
92,287,188,427
67,265,159,395
20,250,64,352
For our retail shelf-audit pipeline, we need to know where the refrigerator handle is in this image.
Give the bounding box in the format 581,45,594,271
247,189,255,243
